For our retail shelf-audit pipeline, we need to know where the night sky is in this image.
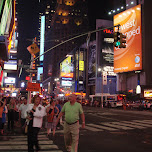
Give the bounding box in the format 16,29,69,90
17,0,115,79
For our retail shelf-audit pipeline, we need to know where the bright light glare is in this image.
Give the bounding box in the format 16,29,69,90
108,12,111,15
98,68,102,72
121,6,124,9
119,15,122,18
117,8,120,11
131,1,134,4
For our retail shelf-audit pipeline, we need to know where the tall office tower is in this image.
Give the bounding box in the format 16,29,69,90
42,0,89,92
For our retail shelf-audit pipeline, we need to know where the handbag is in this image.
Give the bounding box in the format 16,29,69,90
25,124,28,134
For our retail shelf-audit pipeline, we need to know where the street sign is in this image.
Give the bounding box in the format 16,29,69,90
27,43,40,55
27,82,40,91
23,65,30,68
26,69,37,73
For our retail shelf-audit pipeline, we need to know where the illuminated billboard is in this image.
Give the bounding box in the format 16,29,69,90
144,90,152,99
60,56,73,78
114,4,142,73
4,60,17,70
61,80,72,87
0,0,12,35
4,77,16,84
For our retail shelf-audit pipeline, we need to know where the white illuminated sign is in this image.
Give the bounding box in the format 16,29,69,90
103,66,116,76
4,60,17,70
61,80,72,87
136,85,141,94
4,77,16,84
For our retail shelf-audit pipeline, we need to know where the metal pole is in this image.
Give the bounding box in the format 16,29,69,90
101,71,103,108
31,24,120,62
27,55,33,104
86,33,91,100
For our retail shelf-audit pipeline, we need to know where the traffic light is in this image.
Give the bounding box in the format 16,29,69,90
113,32,120,47
119,33,127,48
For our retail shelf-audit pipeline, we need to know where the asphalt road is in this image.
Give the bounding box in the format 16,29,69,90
1,107,152,152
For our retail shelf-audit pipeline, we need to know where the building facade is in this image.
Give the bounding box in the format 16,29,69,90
42,0,89,94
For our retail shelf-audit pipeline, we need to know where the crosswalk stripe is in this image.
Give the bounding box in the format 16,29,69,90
0,133,63,151
122,121,152,128
0,144,59,150
88,123,118,131
101,122,134,130
84,125,101,132
141,120,152,124
133,120,152,125
85,124,103,131
111,122,146,129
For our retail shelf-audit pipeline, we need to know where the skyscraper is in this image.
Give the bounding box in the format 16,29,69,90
42,0,89,92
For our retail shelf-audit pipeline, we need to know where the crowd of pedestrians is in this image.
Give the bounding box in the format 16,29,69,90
0,94,85,152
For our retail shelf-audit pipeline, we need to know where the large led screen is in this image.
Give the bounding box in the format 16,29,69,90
114,4,142,73
60,56,73,78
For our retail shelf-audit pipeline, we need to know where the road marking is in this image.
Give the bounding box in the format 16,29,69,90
0,134,63,151
101,122,134,130
141,120,152,124
87,123,117,131
122,121,152,128
111,121,146,129
85,125,102,132
133,120,152,125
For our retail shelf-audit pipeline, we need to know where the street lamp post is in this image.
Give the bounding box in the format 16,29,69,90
98,67,103,108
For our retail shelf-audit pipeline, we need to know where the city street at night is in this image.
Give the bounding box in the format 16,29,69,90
1,0,152,152
1,107,152,152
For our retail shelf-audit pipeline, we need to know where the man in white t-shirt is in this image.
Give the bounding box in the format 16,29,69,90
19,98,28,130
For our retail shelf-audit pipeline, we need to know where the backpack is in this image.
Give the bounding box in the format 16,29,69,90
47,108,55,123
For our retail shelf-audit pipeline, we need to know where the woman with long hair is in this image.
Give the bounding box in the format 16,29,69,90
27,95,45,152
46,99,59,138
7,98,17,133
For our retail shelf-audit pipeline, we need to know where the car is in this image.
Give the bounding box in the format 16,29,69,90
143,101,152,109
104,101,123,108
129,101,144,110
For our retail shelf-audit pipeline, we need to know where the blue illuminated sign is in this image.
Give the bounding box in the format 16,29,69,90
40,16,45,61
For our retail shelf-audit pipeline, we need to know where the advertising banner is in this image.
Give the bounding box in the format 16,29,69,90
60,56,73,78
144,90,152,99
114,4,142,73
